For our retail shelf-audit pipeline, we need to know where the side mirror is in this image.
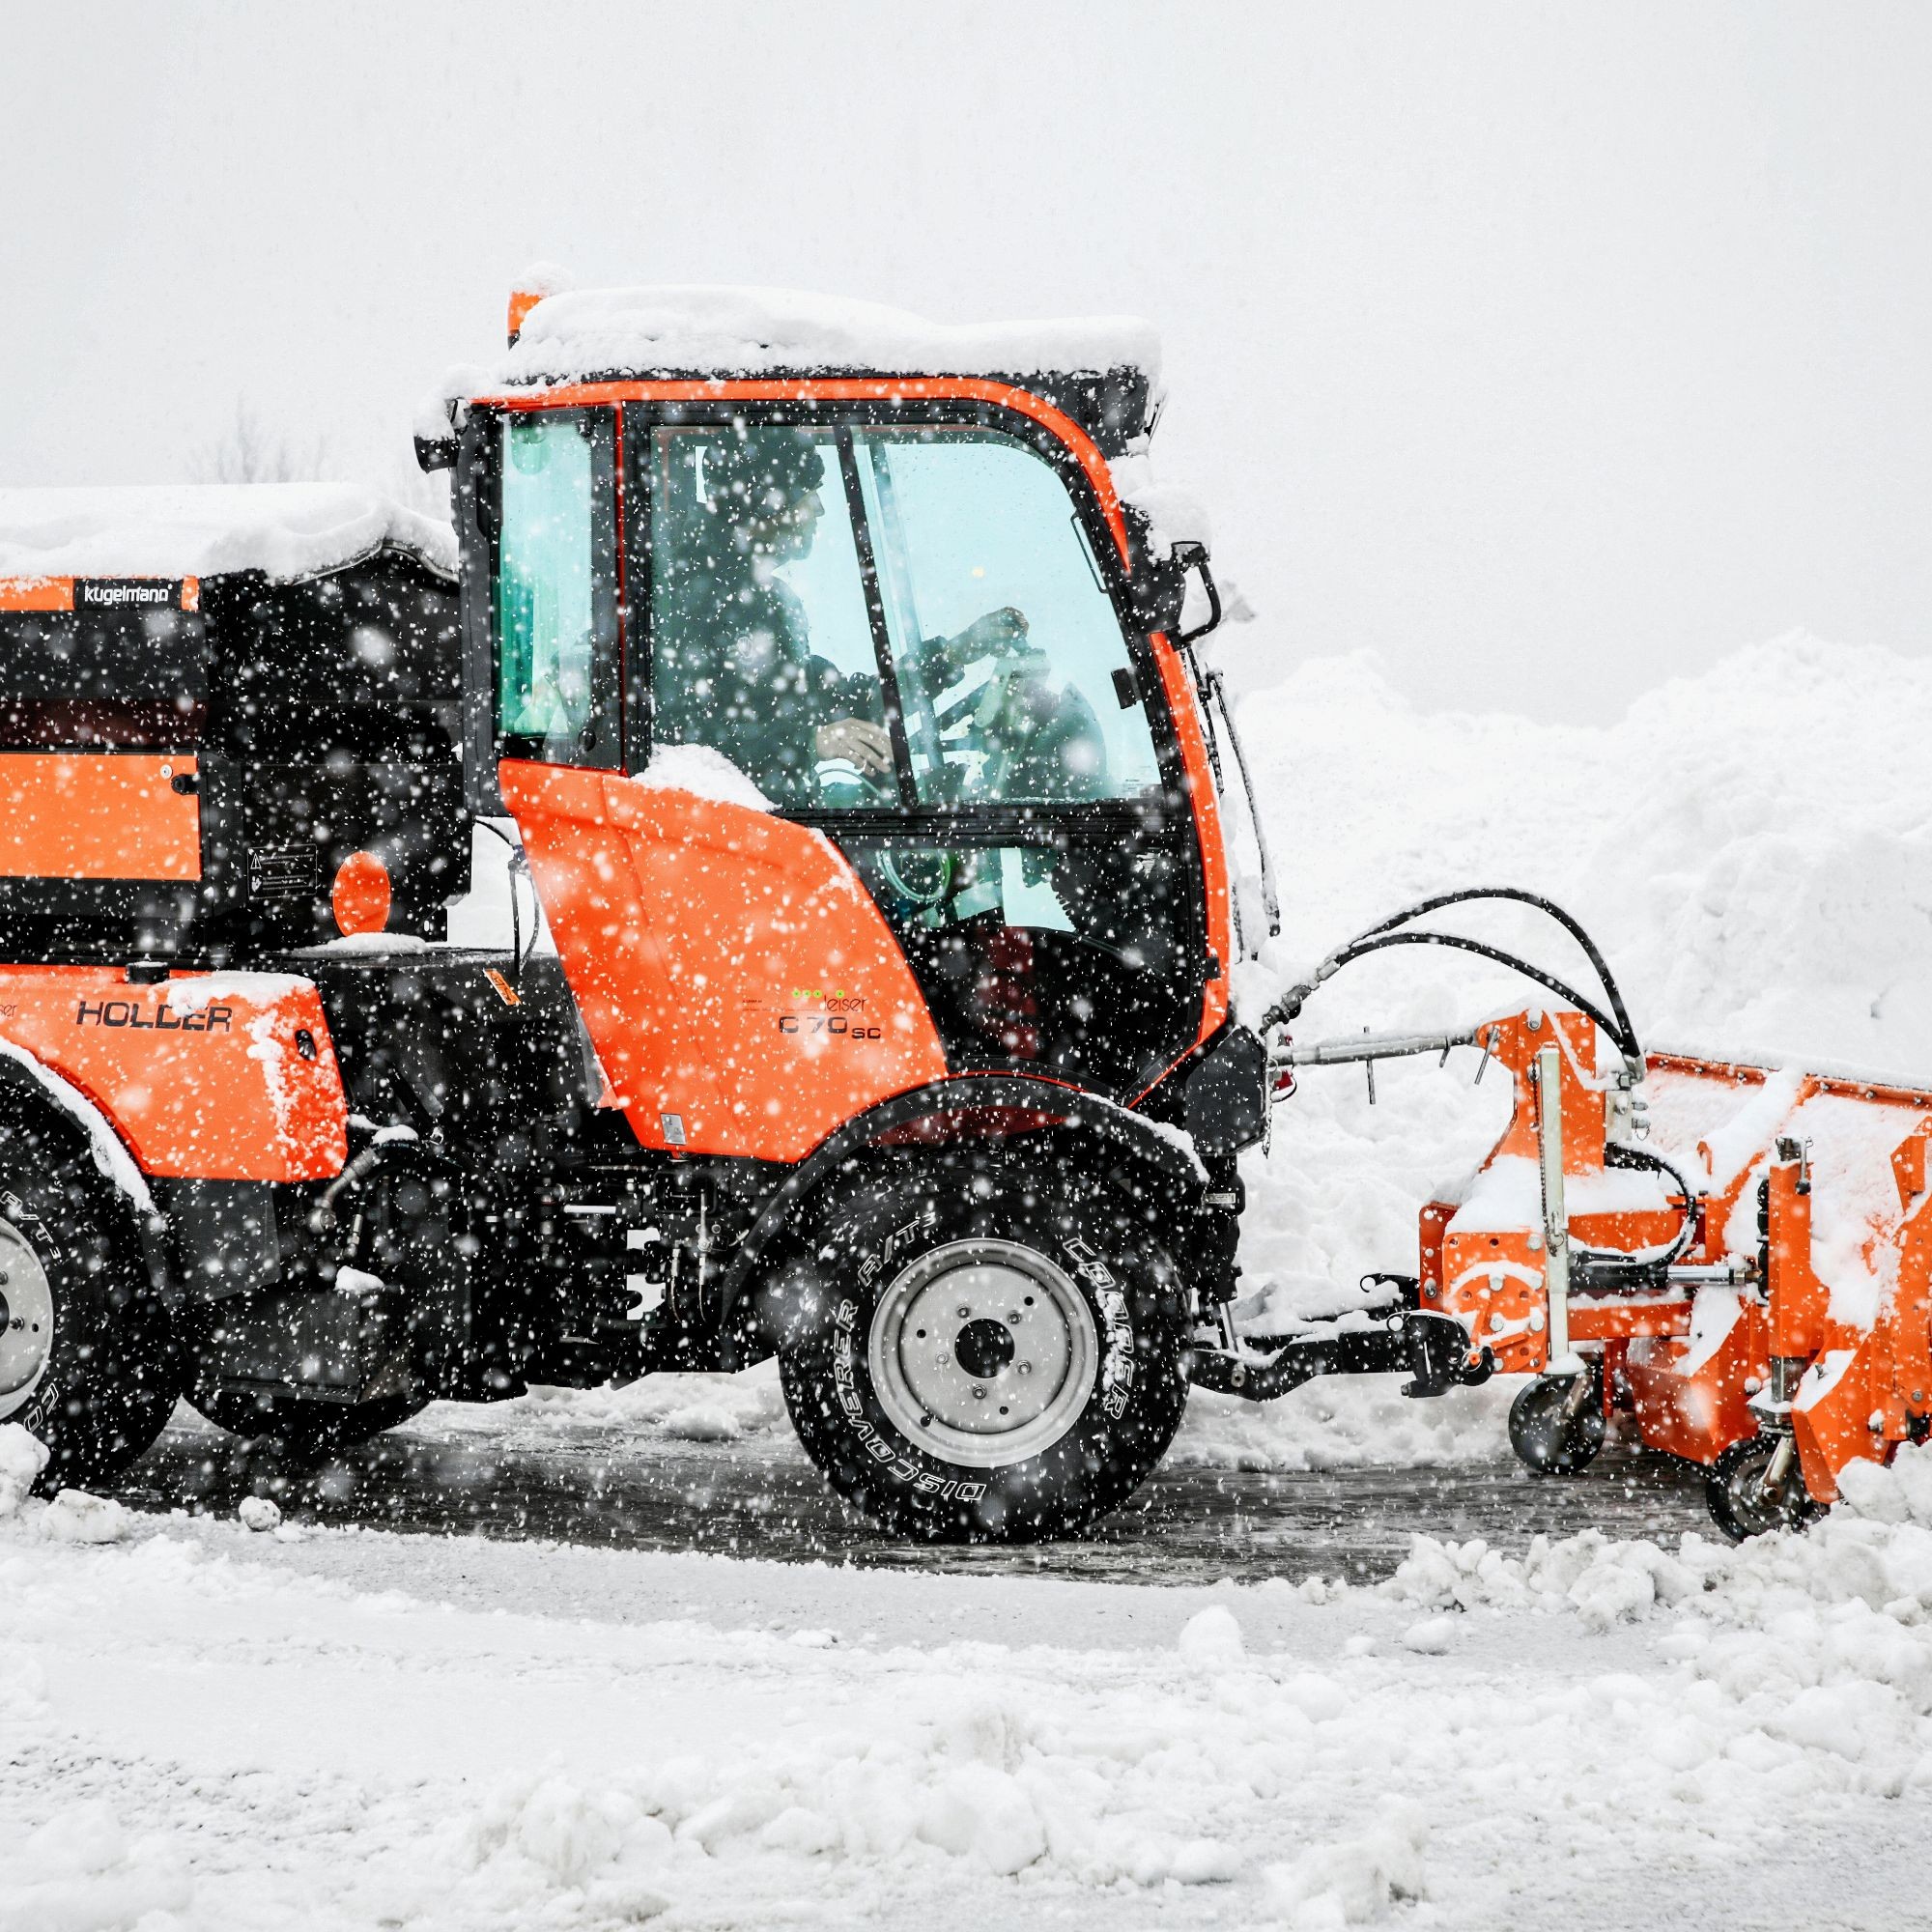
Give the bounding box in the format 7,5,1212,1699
414,432,457,474
1171,540,1222,646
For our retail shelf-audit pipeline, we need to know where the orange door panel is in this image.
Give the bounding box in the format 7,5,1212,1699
0,967,348,1182
501,761,948,1162
0,753,201,880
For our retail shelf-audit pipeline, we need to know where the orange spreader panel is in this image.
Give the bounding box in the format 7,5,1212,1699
0,753,201,880
500,761,949,1163
0,967,348,1182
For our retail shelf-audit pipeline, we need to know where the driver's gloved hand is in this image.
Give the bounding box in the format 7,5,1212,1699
921,607,1030,682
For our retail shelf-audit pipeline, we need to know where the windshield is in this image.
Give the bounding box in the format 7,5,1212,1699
645,420,1159,812
854,430,1160,809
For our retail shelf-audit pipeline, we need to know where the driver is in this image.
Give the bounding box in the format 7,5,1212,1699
652,431,891,800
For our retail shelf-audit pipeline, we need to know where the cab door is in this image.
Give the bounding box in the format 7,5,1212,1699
482,403,946,1163
635,406,1212,1106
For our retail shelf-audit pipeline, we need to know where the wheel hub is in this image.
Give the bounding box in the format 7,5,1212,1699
868,1239,1098,1468
953,1317,1016,1379
0,1216,55,1414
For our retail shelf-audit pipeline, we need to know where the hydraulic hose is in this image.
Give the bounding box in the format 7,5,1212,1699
1263,887,1643,1068
1575,1140,1702,1287
474,818,536,985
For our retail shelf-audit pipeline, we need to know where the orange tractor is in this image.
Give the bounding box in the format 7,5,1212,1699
0,288,1920,1544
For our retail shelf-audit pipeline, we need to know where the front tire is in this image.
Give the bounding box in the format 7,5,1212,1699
776,1146,1190,1543
0,1131,176,1492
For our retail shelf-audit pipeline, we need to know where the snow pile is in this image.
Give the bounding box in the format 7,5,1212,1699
42,1489,134,1544
1234,631,1932,1079
1176,1374,1520,1471
457,1773,672,1923
1384,1528,1706,1628
421,1363,791,1449
450,1676,1262,1894
632,743,776,813
0,1421,48,1516
0,1431,135,1544
1262,1807,1430,1928
0,482,457,582
19,1502,1932,1926
476,283,1162,392
0,1801,191,1932
1385,1448,1932,1634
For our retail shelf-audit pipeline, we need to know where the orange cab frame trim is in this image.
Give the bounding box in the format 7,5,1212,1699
465,377,1133,566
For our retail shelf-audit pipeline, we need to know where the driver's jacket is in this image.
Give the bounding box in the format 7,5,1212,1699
652,569,877,802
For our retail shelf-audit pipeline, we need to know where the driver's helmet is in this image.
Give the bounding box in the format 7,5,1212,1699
698,427,826,521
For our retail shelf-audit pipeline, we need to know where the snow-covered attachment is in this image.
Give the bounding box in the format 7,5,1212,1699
1417,1012,1932,1540
1251,889,1932,1542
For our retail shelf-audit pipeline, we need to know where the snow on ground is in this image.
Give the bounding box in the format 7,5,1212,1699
14,1430,1932,1928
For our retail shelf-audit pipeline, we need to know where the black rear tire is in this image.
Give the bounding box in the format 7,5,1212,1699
775,1144,1190,1543
0,1127,177,1493
189,1387,425,1461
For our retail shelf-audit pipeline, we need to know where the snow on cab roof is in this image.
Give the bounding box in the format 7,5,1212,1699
475,283,1163,391
0,483,457,584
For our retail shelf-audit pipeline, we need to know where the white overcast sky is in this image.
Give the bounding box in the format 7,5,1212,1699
5,2,1928,713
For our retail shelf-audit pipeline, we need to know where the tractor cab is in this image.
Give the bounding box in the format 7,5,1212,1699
429,286,1258,1165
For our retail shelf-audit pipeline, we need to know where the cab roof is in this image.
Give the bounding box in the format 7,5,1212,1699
436,283,1165,457
0,483,457,587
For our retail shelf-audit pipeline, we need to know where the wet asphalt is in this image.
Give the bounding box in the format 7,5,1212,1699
115,1418,1718,1587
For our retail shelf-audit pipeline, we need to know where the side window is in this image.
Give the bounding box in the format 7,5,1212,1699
647,424,888,805
855,430,1161,808
495,410,619,766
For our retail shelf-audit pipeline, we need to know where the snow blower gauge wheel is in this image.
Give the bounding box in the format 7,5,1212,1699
0,1133,177,1494
1507,1366,1606,1476
778,1148,1190,1544
1705,1435,1822,1543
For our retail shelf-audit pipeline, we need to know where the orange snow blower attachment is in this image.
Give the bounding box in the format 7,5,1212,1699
1253,888,1932,1540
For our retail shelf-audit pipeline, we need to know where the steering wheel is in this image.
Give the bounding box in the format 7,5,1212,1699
812,757,895,810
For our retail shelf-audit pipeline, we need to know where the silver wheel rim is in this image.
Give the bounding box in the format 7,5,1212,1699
867,1238,1097,1468
0,1215,54,1420
1723,1446,1801,1537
